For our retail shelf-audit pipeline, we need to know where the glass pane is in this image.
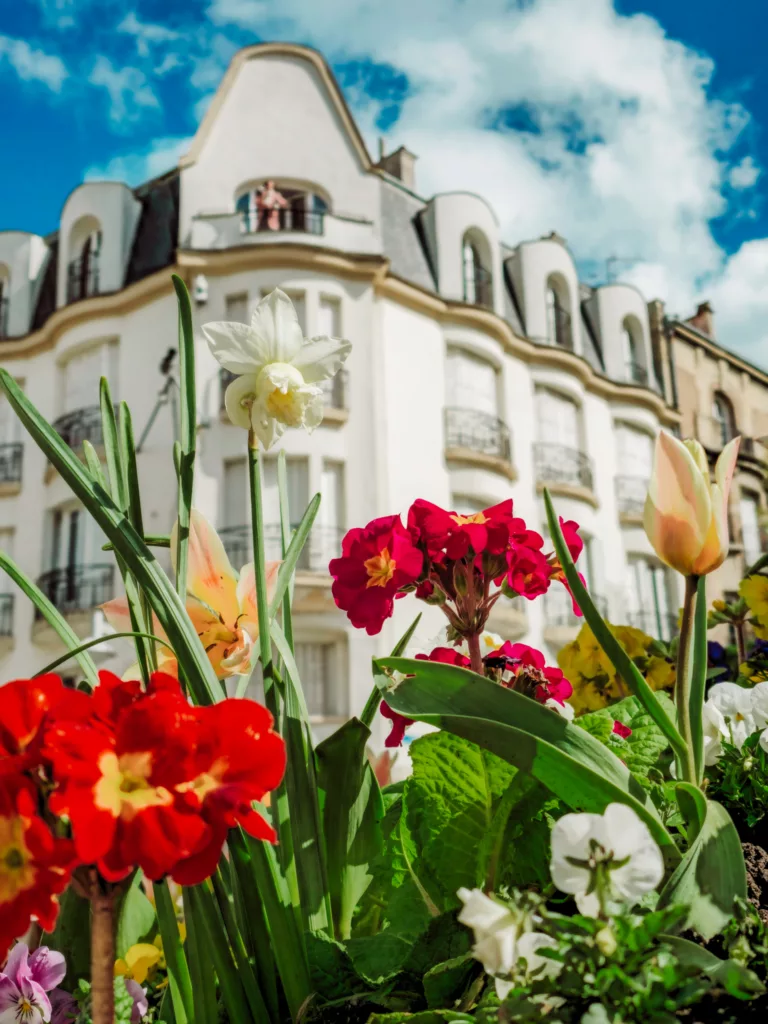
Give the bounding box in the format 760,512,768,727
225,294,248,323
536,390,578,444
318,297,340,337
223,459,247,528
64,348,103,413
741,494,762,565
446,350,497,413
0,393,19,445
295,642,329,716
617,426,653,476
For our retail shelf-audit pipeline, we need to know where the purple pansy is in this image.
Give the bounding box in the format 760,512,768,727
0,943,66,1023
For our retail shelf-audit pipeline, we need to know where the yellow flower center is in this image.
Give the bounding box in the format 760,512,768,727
0,816,35,903
450,512,488,526
364,548,397,588
178,757,229,804
93,751,173,821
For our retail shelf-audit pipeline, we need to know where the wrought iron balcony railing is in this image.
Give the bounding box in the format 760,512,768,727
534,442,594,491
240,206,325,236
544,587,607,628
444,407,512,463
0,443,23,485
219,524,345,574
66,255,100,304
625,360,648,386
0,297,8,340
219,369,348,413
0,593,13,637
53,406,106,450
615,475,649,518
626,609,677,642
35,564,114,619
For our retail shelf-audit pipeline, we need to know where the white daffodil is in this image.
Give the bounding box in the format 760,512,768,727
203,288,351,448
549,803,664,917
708,682,760,750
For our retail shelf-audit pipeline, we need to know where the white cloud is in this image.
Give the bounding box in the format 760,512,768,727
0,35,68,91
88,55,160,126
85,136,192,186
204,0,768,362
117,12,179,58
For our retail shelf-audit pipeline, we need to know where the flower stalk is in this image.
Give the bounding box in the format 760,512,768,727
676,574,701,784
467,632,484,677
89,873,116,1024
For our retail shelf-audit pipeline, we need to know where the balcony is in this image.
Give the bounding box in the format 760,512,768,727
53,406,105,451
219,524,345,575
463,265,494,310
543,587,607,647
534,442,594,495
241,206,324,236
615,475,648,522
625,360,648,386
626,609,677,642
34,564,114,620
0,442,23,494
219,369,348,420
444,407,514,478
66,255,100,304
0,297,8,340
187,210,378,254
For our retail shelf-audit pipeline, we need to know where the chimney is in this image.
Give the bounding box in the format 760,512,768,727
376,145,417,191
687,300,715,338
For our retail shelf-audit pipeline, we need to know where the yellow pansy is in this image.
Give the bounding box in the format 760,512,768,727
646,657,676,692
114,943,162,984
741,576,768,628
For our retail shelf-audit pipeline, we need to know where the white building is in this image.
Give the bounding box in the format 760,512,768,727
0,42,682,745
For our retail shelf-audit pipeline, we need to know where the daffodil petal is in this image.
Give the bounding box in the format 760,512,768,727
172,510,241,627
250,288,304,363
290,335,352,383
202,320,265,375
224,374,261,430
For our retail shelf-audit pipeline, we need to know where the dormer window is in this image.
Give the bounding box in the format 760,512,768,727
461,231,493,308
545,276,572,349
236,181,328,236
66,218,102,304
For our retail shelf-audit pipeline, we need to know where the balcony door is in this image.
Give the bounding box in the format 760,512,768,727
535,389,579,448
616,425,653,477
626,557,673,640
446,349,498,416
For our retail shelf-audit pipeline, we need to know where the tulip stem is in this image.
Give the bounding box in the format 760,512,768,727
467,632,484,676
676,575,700,783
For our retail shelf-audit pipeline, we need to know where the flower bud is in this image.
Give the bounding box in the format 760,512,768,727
595,926,617,956
501,578,519,599
743,756,755,772
644,432,740,576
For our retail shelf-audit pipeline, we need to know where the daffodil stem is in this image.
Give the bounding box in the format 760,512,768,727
247,437,279,722
676,575,700,784
467,632,484,676
89,874,115,1024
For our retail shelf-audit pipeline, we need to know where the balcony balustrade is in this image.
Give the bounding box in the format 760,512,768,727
219,523,345,575
626,608,677,642
0,443,23,485
444,407,512,463
241,206,325,236
615,475,649,519
35,564,114,619
534,442,594,491
53,406,107,451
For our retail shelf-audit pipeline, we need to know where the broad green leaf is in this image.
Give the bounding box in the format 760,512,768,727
580,693,675,780
375,656,679,865
360,613,423,729
316,718,385,939
305,931,373,1002
42,886,91,982
115,873,155,958
423,953,476,1010
658,798,747,939
661,934,765,998
544,489,688,764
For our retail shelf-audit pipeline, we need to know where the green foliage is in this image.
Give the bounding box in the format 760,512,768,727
74,977,151,1024
115,873,156,958
577,693,675,780
708,733,768,829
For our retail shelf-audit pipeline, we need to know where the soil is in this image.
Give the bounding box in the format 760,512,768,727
744,842,768,924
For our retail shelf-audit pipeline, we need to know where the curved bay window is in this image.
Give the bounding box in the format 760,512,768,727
0,266,8,339
237,181,328,235
67,217,102,303
712,392,736,448
36,504,113,618
626,557,676,641
545,276,573,350
461,231,493,309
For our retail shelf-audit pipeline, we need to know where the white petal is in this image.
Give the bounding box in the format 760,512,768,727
291,335,352,383
302,393,325,432
709,682,753,719
750,682,768,729
224,374,261,430
494,977,513,1001
473,927,518,975
202,321,266,375
605,807,664,902
250,289,304,363
549,812,602,895
517,932,561,979
545,698,575,721
457,888,510,934
574,890,602,917
759,729,768,754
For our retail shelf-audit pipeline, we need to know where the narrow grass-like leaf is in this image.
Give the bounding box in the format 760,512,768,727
102,535,170,550
226,851,279,1020
0,370,220,705
268,492,321,620
690,574,708,782
181,888,217,1024
675,781,707,844
277,450,295,648
34,631,171,676
375,656,680,864
82,440,108,487
359,613,422,729
187,884,256,1023
153,880,192,1024
171,276,196,604
543,488,688,763
0,550,99,689
211,869,273,1023
100,379,128,513
248,447,279,716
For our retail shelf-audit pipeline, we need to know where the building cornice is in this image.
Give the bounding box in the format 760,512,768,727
670,320,768,387
0,243,679,424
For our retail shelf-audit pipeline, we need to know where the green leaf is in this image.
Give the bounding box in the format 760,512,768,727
316,717,385,939
423,953,476,1010
675,782,707,843
42,886,91,983
306,931,372,1001
367,1012,475,1023
180,888,217,1024
360,614,423,729
0,550,99,689
658,798,747,939
115,873,155,958
544,488,688,764
690,574,708,782
581,693,675,780
34,631,170,677
171,275,196,606
661,934,765,998
154,879,193,1024
268,491,321,620
375,656,679,865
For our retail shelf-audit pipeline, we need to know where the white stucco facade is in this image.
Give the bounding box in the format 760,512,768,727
0,42,686,748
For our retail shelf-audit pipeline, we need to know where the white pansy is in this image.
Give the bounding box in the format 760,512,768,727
708,681,768,751
545,697,575,721
203,288,351,448
701,699,729,766
516,931,560,979
750,681,768,729
549,803,664,917
760,730,768,754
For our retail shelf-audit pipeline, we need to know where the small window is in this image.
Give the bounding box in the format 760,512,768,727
545,276,572,349
712,393,736,447
446,349,499,416
318,296,341,337
535,388,580,447
295,640,347,718
0,265,9,339
626,558,674,640
461,231,493,308
237,182,327,235
67,219,102,303
225,293,248,323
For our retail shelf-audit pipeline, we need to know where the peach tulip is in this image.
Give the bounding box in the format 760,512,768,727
643,431,740,577
103,510,280,679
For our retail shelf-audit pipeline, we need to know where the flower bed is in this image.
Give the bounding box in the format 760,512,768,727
0,282,767,1022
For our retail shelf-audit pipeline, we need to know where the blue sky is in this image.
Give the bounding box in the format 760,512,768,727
2,0,768,364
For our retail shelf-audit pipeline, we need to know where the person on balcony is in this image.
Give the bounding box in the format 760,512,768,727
257,181,289,231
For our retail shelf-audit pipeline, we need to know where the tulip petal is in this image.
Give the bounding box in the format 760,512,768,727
250,289,304,364
202,321,266,375
714,436,740,500
290,335,352,383
172,511,240,628
644,432,712,574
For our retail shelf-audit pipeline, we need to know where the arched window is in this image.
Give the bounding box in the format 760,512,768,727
237,181,328,236
712,392,736,448
461,230,493,309
545,276,572,349
622,316,646,384
67,216,102,303
0,265,8,339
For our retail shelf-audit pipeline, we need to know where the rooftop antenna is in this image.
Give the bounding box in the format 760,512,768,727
136,348,179,452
